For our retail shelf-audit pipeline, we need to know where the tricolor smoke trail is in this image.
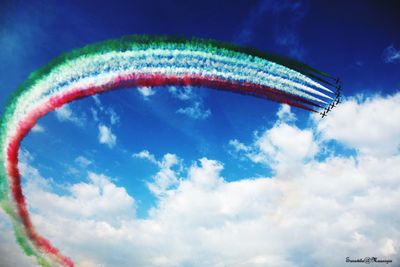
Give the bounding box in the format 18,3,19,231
0,36,339,266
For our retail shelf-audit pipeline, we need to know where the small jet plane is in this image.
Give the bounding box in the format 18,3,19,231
320,101,335,118
335,95,341,105
334,88,341,103
320,78,341,118
325,105,333,112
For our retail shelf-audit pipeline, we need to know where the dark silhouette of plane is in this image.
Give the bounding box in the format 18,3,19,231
320,94,340,118
334,88,341,104
326,105,333,112
335,95,341,105
320,77,342,118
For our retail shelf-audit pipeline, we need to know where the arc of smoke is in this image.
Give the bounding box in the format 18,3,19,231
0,36,337,267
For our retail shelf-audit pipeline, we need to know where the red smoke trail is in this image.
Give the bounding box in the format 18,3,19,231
6,72,317,266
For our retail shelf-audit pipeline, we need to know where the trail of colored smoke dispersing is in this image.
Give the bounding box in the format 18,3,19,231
0,35,338,266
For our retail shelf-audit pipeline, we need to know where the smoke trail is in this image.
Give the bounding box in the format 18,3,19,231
0,35,338,266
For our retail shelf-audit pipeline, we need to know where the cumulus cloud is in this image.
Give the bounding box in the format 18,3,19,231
315,93,400,156
98,124,116,148
90,107,99,122
75,156,93,168
25,171,136,224
133,150,158,164
55,104,73,120
0,211,37,267
31,123,45,133
92,95,102,107
383,45,400,63
13,145,400,266
1,93,400,267
230,105,318,176
133,150,182,196
277,104,296,122
137,86,156,100
107,108,120,125
176,101,211,120
254,122,317,175
168,86,211,120
90,95,120,126
169,86,194,101
54,104,84,126
229,139,251,154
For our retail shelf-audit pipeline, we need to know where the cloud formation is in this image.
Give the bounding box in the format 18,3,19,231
90,95,121,125
98,124,117,148
31,123,45,133
133,150,182,196
169,86,211,120
176,101,211,120
316,94,400,157
230,104,317,176
168,86,194,101
75,156,93,168
383,45,400,63
1,93,399,267
137,86,156,100
0,211,37,267
54,104,84,127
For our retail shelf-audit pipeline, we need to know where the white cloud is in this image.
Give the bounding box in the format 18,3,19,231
230,105,317,176
176,101,211,120
133,150,181,196
229,139,251,153
25,171,136,224
31,123,45,133
147,154,180,197
107,108,120,125
98,124,116,148
133,150,158,165
17,147,399,266
66,166,80,177
315,93,400,156
169,86,211,120
75,156,93,168
0,211,37,267
137,87,156,100
276,104,296,122
383,45,400,63
169,86,194,100
90,107,99,122
55,104,73,120
54,104,84,126
253,122,318,176
2,93,400,267
381,239,397,257
92,95,102,107
90,95,120,125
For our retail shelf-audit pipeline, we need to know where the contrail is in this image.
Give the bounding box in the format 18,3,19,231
0,35,338,267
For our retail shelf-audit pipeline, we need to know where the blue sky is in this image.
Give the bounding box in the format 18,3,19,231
1,1,400,266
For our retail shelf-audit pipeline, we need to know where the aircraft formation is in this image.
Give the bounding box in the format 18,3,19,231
320,77,342,118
